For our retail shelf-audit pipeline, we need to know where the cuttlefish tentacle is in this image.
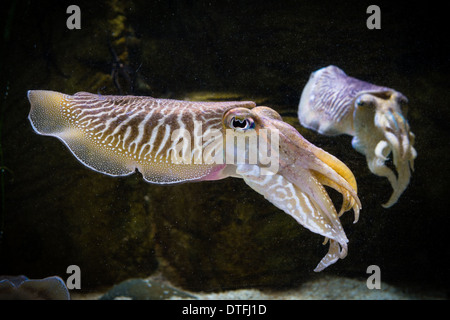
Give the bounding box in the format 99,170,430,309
230,107,360,270
315,172,357,219
308,148,359,220
28,90,361,271
354,90,416,208
236,165,348,272
298,65,417,207
372,107,416,207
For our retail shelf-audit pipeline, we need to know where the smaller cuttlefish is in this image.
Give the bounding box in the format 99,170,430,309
298,65,417,208
27,90,361,271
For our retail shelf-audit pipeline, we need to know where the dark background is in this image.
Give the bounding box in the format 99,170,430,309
0,0,449,295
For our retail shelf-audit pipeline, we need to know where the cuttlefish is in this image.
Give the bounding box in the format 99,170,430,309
298,66,417,208
28,90,361,271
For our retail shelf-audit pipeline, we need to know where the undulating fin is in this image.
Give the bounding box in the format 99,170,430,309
28,90,68,135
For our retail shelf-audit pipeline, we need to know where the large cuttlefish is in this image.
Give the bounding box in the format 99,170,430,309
298,65,417,208
28,90,361,271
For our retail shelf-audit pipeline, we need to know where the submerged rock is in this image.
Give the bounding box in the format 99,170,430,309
99,278,196,300
78,275,446,300
0,275,70,300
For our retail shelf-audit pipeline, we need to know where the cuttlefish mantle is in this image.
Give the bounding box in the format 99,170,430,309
28,90,362,271
298,65,417,207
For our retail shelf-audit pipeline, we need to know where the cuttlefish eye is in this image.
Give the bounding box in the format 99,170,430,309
356,94,375,107
224,108,256,131
397,95,409,115
356,98,367,107
230,117,255,130
397,96,408,105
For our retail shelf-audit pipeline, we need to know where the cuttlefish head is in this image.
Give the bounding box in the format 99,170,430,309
222,106,361,271
353,90,417,208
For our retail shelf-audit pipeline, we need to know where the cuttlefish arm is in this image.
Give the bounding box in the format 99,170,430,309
222,107,361,271
353,90,417,207
28,90,361,271
298,65,417,207
27,90,255,183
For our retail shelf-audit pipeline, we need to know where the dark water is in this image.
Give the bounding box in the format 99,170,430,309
0,0,449,298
